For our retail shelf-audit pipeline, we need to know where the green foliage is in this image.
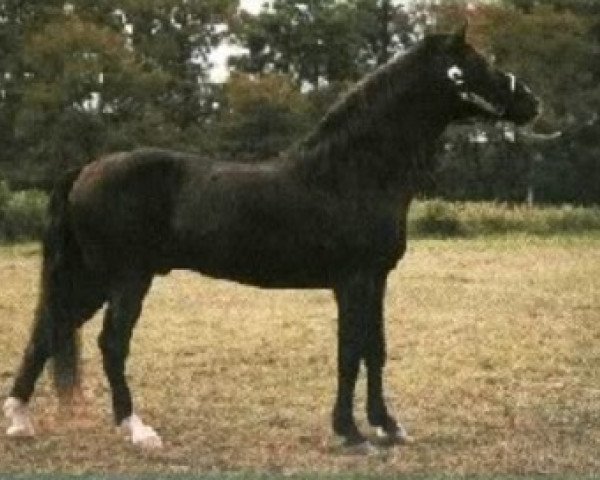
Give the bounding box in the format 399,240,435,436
15,14,175,179
2,180,600,244
1,0,600,205
24,16,170,109
230,0,416,88
409,200,600,238
478,5,599,131
118,0,238,128
411,200,465,237
0,182,48,242
0,1,234,186
208,73,315,159
419,3,600,205
0,180,10,207
431,126,533,202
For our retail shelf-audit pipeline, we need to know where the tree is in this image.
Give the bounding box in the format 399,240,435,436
427,2,600,204
353,0,417,66
117,0,238,128
229,0,417,89
209,72,314,159
222,0,421,160
0,1,238,187
7,14,172,185
0,1,64,166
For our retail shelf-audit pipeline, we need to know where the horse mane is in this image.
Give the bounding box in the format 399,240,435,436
286,40,444,191
294,41,430,158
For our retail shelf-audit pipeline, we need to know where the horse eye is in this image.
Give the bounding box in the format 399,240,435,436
447,65,465,85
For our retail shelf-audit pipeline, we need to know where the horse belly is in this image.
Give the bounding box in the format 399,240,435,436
170,222,405,289
171,234,338,288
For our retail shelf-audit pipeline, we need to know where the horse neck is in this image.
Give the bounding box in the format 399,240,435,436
290,84,454,197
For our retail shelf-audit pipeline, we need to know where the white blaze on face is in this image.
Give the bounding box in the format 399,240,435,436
447,65,465,86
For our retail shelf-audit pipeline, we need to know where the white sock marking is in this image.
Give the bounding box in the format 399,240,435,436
120,413,163,449
3,397,35,437
375,424,414,444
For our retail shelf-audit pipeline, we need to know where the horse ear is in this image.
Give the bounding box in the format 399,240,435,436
453,21,468,46
440,21,468,49
424,21,467,52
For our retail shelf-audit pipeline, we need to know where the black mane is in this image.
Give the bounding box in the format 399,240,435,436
299,42,428,152
288,40,445,191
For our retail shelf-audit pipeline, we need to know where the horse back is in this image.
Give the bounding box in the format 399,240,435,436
67,148,409,286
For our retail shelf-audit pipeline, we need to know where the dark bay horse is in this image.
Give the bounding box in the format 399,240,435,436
4,28,539,450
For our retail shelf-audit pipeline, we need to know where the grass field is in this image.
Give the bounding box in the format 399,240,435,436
0,234,599,476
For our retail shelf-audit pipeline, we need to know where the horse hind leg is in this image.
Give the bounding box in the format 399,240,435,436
98,272,162,449
3,312,49,437
4,275,105,437
362,273,410,446
333,274,373,451
53,276,107,422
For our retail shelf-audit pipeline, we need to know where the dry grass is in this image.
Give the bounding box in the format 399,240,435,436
0,235,599,476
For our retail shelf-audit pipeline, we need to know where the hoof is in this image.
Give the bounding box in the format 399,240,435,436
3,397,35,437
6,424,35,437
132,427,163,450
121,414,163,450
374,424,413,445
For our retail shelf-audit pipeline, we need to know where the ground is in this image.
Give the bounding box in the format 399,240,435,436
0,235,599,475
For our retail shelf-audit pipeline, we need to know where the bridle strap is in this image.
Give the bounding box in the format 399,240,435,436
459,91,505,117
507,73,517,93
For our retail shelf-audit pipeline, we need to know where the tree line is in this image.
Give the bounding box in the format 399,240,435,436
0,0,599,204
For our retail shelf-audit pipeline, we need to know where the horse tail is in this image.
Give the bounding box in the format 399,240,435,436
36,167,93,398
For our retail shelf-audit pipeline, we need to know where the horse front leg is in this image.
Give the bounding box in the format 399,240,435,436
363,274,409,444
333,270,407,450
332,271,384,450
332,287,365,447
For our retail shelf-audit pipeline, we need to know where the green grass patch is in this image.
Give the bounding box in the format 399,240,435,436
409,200,600,238
0,183,599,244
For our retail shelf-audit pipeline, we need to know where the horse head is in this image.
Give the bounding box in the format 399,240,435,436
425,26,540,126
